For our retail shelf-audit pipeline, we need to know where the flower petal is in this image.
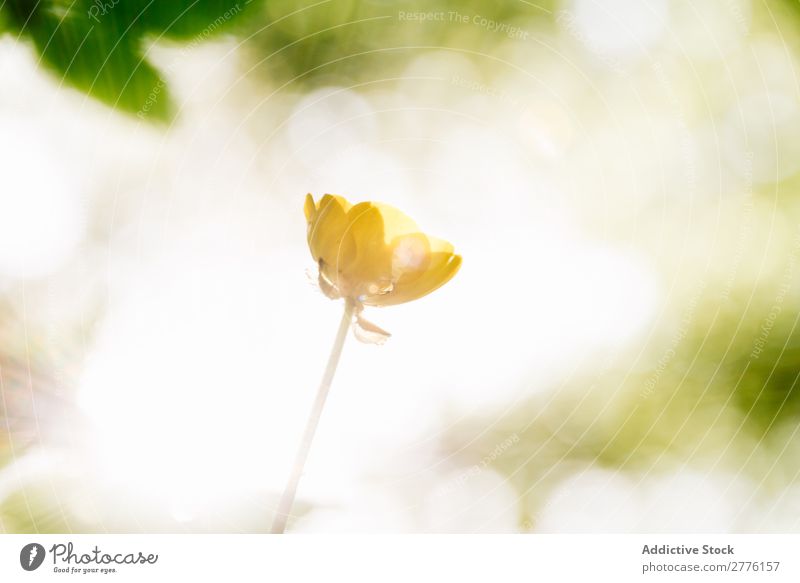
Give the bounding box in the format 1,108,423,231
303,192,316,223
364,251,461,306
337,203,394,296
390,232,431,281
307,193,351,270
371,202,419,240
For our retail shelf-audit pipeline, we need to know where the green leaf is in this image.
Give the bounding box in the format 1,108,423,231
1,0,254,121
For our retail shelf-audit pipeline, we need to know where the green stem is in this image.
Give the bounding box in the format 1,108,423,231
270,299,355,534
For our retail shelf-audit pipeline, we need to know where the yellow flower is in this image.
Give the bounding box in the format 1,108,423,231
304,193,461,339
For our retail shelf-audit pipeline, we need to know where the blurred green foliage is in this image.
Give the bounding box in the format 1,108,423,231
1,487,71,534
249,0,555,86
1,0,257,120
454,262,800,528
0,0,557,121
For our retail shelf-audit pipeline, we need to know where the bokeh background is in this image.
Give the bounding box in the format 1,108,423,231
2,0,800,533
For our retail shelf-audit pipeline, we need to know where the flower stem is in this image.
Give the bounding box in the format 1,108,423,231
270,299,355,534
